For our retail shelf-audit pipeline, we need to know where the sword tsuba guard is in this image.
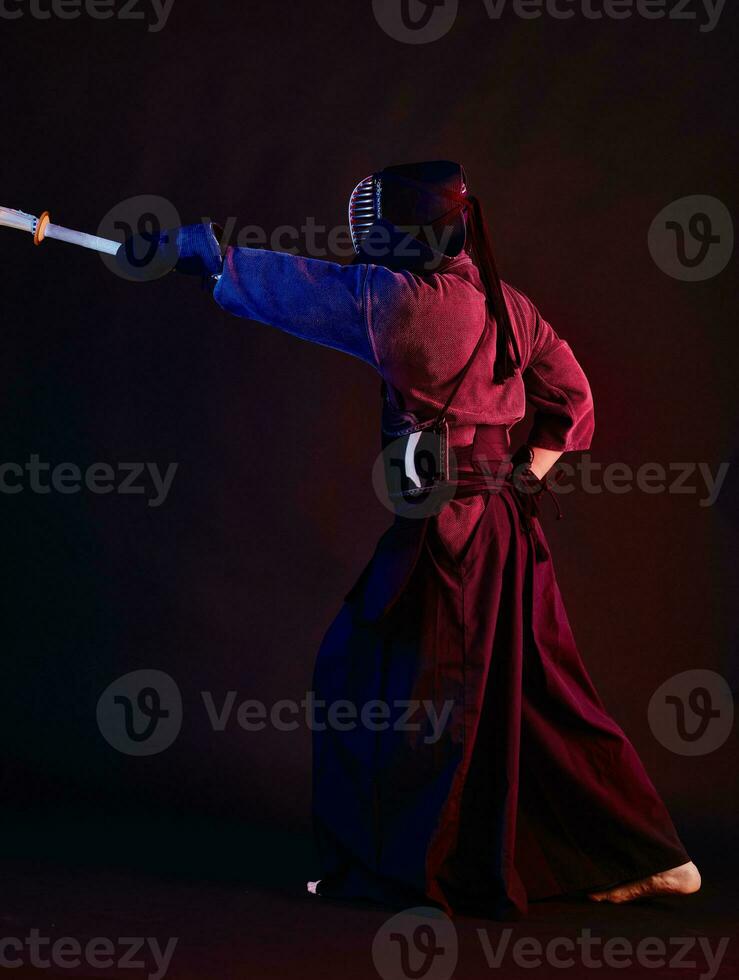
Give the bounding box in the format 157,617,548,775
33,211,50,245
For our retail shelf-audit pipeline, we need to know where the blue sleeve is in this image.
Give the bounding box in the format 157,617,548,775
212,247,377,368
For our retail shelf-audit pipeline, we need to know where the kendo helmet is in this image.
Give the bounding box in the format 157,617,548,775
348,159,520,383
348,160,468,266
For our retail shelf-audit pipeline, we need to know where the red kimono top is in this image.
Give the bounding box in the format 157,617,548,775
213,248,595,453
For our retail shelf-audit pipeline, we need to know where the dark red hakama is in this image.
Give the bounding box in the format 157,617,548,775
312,472,690,919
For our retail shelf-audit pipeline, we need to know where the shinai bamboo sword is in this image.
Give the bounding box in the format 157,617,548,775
0,205,120,256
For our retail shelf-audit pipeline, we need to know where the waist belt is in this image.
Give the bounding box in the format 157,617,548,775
451,424,512,498
452,425,559,562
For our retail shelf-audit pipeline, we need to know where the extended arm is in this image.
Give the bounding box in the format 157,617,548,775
213,246,377,367
164,222,378,367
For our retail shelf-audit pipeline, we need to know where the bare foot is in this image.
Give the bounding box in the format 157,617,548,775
588,861,701,904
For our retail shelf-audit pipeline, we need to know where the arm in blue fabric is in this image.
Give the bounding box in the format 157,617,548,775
213,248,376,368
115,221,224,283
174,222,223,278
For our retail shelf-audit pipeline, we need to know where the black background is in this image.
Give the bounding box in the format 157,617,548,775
0,0,736,880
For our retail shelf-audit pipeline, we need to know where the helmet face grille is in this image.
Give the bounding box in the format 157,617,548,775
348,175,382,253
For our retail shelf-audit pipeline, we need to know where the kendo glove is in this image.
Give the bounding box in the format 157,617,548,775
115,220,224,288
508,444,564,562
171,222,224,282
509,444,546,524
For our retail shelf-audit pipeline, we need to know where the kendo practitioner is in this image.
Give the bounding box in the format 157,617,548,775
162,161,700,919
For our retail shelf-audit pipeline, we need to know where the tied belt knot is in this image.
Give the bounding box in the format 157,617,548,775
451,426,564,562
